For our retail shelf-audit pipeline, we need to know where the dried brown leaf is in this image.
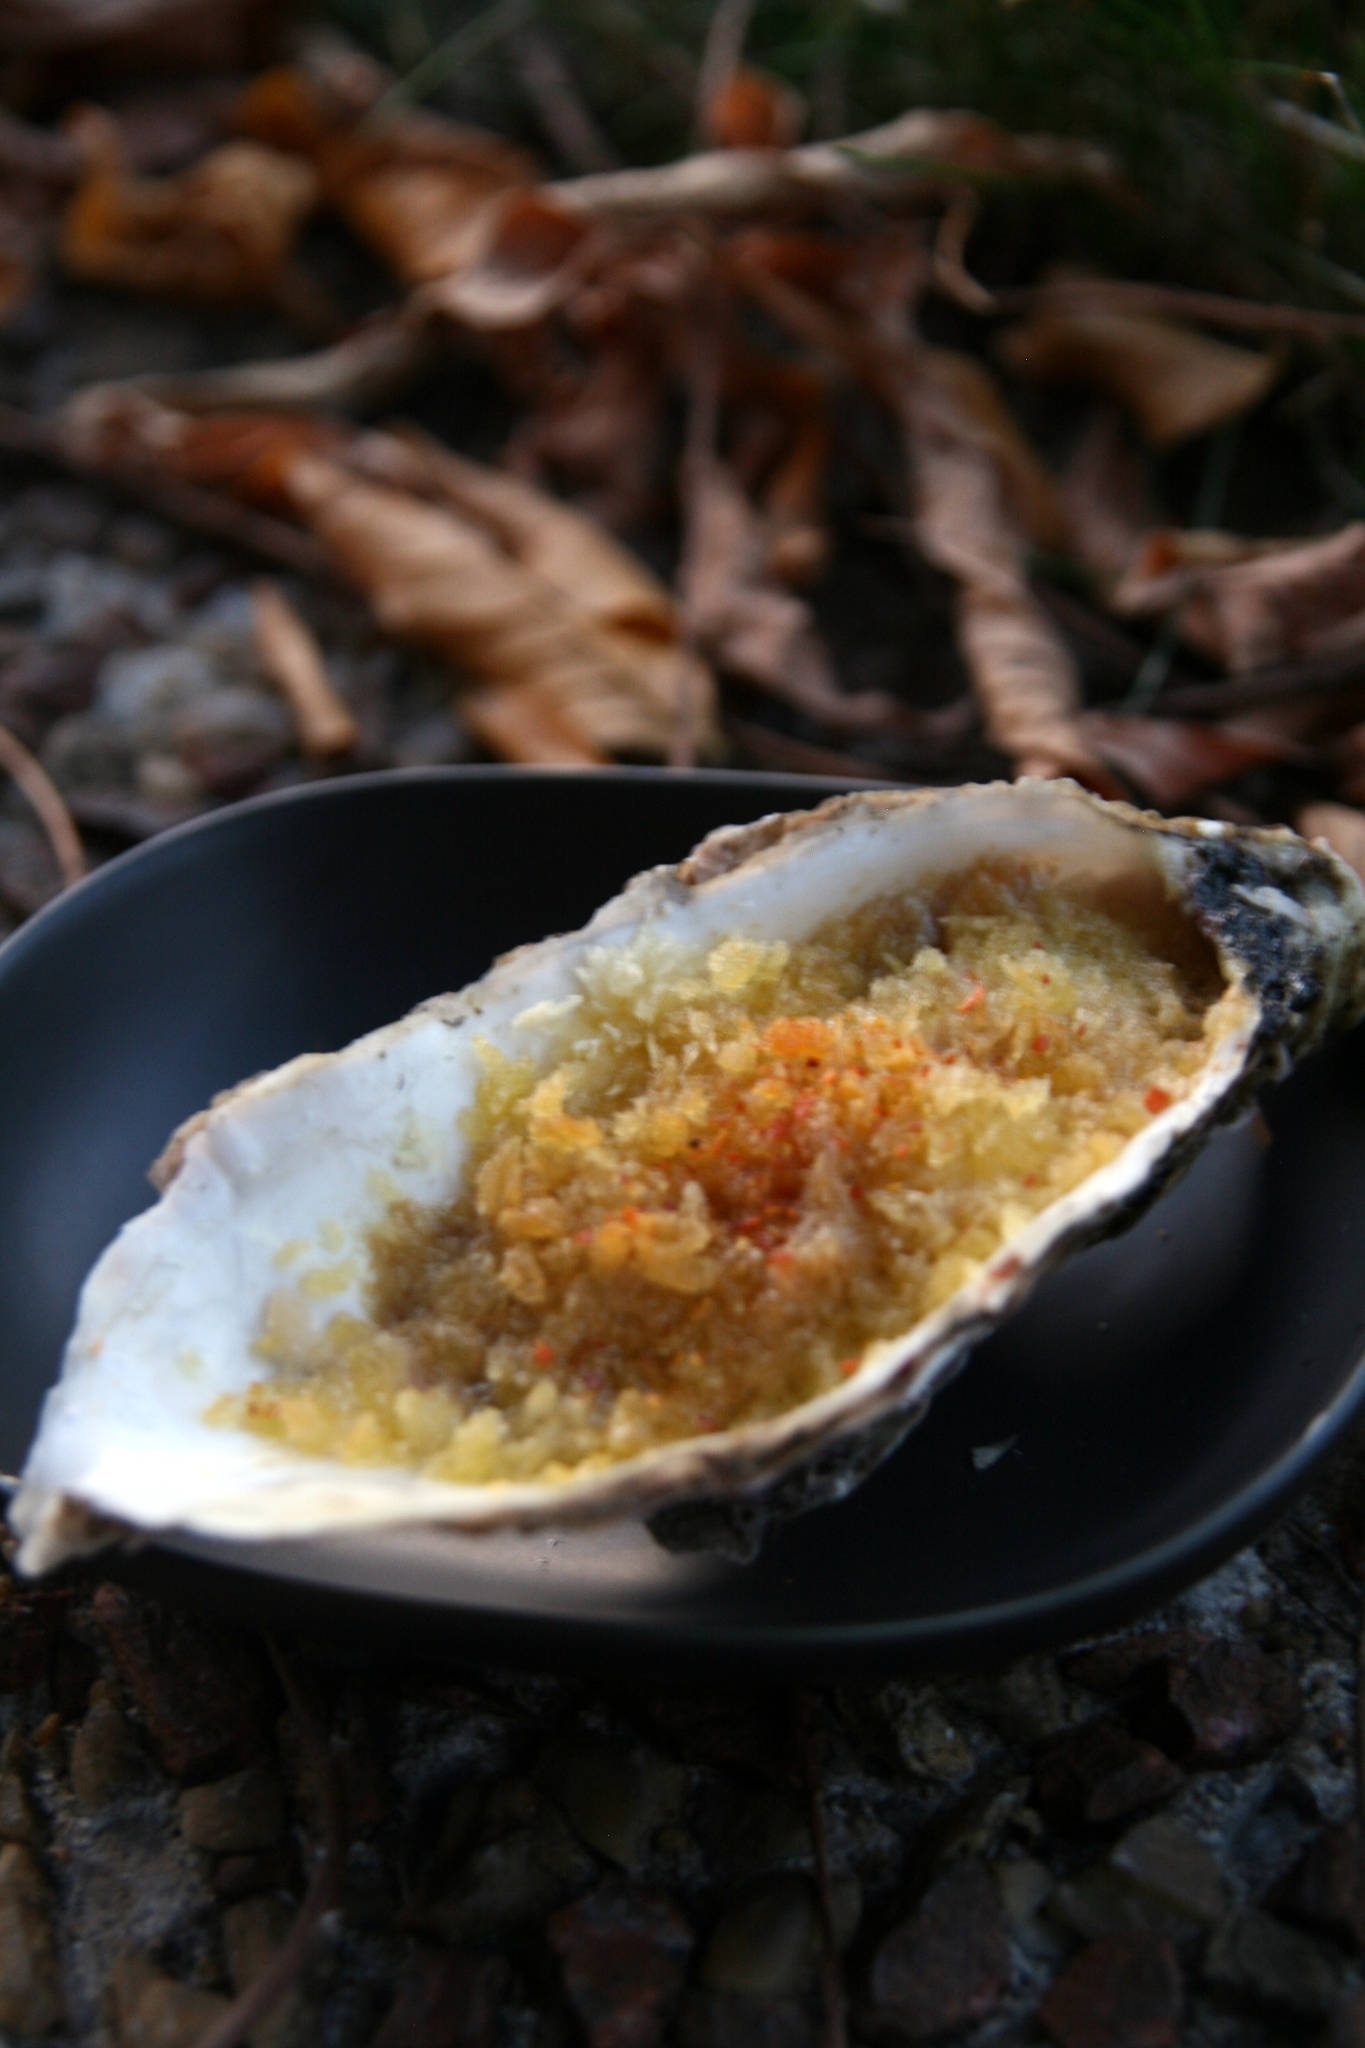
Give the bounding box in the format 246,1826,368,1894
280,445,713,764
1058,409,1155,585
420,191,604,330
998,291,1280,447
237,64,534,291
1115,523,1365,671
61,138,317,303
680,448,893,732
703,67,805,151
1076,710,1300,809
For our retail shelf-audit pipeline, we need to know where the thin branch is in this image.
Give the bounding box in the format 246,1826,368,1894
726,718,889,781
512,25,618,174
932,188,995,314
252,581,359,760
1157,648,1365,719
996,275,1365,342
0,721,85,890
363,0,533,124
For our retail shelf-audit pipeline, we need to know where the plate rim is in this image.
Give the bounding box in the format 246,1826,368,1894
5,764,1364,1673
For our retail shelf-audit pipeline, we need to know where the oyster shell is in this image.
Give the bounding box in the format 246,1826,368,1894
13,779,1365,1573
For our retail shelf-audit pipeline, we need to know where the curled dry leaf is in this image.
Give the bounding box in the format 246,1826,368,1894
291,454,703,763
1115,523,1365,672
420,190,606,331
1075,711,1302,810
236,64,535,292
894,349,1106,785
998,288,1279,448
1297,800,1365,884
55,391,712,766
61,138,318,303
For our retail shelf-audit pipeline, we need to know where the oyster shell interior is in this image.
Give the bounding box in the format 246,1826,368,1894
12,780,1365,1573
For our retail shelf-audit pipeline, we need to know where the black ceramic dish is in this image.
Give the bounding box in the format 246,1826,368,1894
2,767,1364,1677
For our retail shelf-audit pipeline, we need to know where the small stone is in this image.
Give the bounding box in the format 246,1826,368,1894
1,641,101,721
11,483,104,551
645,1690,794,1784
699,1782,813,1881
1046,1866,1200,1948
136,750,205,808
371,1948,509,2048
390,705,467,768
867,1859,1010,2039
676,1987,818,2048
0,1843,63,2034
0,556,48,617
1273,1819,1365,1950
44,553,172,644
1063,1631,1205,1696
1203,1907,1343,2018
1134,1641,1301,1766
0,1771,38,1845
210,1843,296,1903
179,1766,287,1854
96,644,218,735
1109,1815,1227,1927
975,1654,1075,1743
106,514,177,572
1034,1719,1183,1831
539,1738,687,1874
71,1681,139,1808
421,1802,596,1944
1038,1936,1181,2048
877,1681,976,1784
91,1583,274,1781
997,1856,1052,1927
702,1876,818,1998
173,686,294,795
550,1878,693,2046
41,712,136,792
110,1952,231,2048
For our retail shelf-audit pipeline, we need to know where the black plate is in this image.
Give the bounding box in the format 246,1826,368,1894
2,767,1364,1676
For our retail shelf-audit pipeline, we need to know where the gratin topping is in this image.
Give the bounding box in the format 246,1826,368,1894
214,857,1229,1482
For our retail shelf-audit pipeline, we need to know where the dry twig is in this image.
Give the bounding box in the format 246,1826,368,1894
251,581,360,759
0,722,85,891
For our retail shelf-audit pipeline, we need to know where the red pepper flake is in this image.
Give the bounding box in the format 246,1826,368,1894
1041,973,1051,984
957,983,986,1014
1145,1086,1172,1115
532,1341,556,1368
839,1357,860,1379
849,1184,864,1201
1074,1021,1086,1037
1023,1172,1040,1187
1032,1034,1050,1056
